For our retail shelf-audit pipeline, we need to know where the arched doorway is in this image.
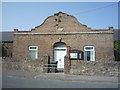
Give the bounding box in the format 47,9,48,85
53,42,67,69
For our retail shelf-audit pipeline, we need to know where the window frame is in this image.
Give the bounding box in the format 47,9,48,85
28,46,38,59
84,46,95,61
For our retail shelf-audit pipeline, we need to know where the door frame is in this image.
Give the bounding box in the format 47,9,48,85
53,42,67,69
53,47,67,69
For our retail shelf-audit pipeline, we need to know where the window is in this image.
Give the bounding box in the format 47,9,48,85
54,42,66,47
28,46,38,59
69,50,83,60
84,46,95,61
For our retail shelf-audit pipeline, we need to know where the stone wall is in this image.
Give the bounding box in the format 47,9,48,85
114,50,120,61
2,58,43,72
64,58,119,77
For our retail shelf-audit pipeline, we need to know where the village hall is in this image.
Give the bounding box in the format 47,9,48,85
13,12,114,70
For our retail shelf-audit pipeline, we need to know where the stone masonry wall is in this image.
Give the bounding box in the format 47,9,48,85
2,58,43,72
65,60,119,77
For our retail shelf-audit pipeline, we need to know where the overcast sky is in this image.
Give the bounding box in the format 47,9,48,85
1,2,119,31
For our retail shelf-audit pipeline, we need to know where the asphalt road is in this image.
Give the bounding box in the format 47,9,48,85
2,70,119,88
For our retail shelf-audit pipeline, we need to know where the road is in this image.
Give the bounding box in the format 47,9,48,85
2,70,119,88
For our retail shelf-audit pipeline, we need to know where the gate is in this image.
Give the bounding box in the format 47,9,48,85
43,61,58,73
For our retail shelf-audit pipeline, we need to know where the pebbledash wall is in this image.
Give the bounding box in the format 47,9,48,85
13,12,116,75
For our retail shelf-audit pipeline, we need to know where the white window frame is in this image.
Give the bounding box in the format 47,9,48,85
84,46,95,61
28,46,38,59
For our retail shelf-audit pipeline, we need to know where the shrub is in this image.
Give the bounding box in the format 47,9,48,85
114,40,120,52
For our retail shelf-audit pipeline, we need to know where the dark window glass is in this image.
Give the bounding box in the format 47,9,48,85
87,51,90,61
54,43,65,47
85,47,93,50
30,47,37,49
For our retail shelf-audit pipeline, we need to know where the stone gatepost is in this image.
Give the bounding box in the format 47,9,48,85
64,55,71,74
43,54,50,73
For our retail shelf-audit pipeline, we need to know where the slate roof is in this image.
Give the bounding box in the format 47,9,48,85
0,32,13,42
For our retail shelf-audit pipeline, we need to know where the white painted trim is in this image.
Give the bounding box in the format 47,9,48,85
29,46,38,50
54,47,67,50
84,46,95,51
14,31,113,35
54,47,67,69
84,46,95,61
29,46,38,59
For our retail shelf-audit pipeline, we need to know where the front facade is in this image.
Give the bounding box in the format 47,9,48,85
13,12,114,69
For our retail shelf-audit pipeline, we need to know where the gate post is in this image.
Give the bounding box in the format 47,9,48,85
64,46,71,74
64,55,71,74
43,54,50,73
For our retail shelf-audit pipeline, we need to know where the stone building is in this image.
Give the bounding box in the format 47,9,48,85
13,12,114,70
1,32,13,57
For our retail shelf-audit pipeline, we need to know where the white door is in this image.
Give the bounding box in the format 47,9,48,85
54,47,67,69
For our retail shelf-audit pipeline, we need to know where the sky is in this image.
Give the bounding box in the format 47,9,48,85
1,2,119,31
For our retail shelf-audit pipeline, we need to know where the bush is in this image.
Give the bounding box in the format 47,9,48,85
114,40,120,52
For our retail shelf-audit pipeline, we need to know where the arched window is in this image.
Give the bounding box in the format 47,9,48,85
54,42,66,47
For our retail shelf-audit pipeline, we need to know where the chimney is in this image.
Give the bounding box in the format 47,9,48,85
108,27,114,30
14,29,18,31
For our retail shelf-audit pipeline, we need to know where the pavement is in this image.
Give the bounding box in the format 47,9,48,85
2,70,120,88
